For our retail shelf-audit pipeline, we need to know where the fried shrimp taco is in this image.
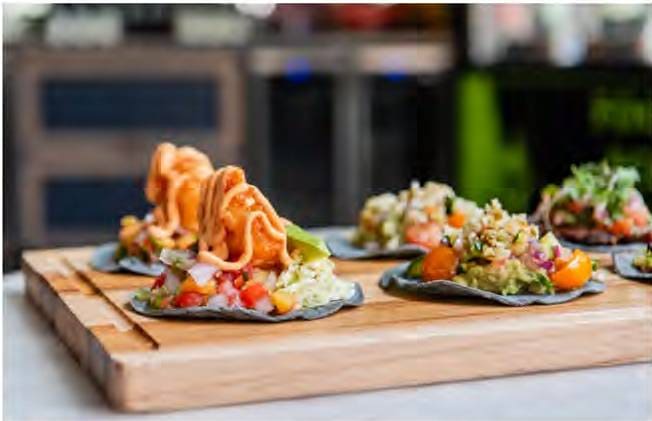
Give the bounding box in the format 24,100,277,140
131,166,363,321
91,142,213,275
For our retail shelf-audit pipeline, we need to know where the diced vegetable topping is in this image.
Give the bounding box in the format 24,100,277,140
408,199,593,295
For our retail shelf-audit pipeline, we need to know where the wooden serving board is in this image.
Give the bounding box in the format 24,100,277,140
22,247,652,412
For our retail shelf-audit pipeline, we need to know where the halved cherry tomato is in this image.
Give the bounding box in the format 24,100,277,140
179,276,217,296
550,249,592,291
447,211,466,228
405,222,442,250
271,291,296,314
609,218,634,237
240,283,269,308
173,291,204,308
422,246,459,281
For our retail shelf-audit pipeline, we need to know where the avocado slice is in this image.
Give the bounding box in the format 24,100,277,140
406,255,425,278
286,224,330,262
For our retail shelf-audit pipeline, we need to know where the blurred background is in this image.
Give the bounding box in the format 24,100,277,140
3,3,652,271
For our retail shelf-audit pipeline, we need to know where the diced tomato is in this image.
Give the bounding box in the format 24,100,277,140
567,200,584,214
422,246,459,281
626,208,650,227
151,273,166,290
609,218,634,237
240,283,269,309
404,222,442,250
550,249,592,291
447,212,466,228
217,270,237,284
233,274,245,289
173,292,204,308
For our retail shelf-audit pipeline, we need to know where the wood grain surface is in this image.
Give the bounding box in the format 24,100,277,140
22,247,652,412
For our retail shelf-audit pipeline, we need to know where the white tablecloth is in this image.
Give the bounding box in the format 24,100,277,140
4,271,651,420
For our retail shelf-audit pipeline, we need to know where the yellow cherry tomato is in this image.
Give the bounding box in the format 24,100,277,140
271,291,296,314
550,249,592,291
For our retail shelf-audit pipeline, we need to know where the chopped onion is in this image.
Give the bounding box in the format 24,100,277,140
218,279,241,306
264,271,277,291
188,263,218,286
532,250,546,262
540,260,554,272
164,269,181,291
159,249,195,270
207,294,228,309
254,296,274,314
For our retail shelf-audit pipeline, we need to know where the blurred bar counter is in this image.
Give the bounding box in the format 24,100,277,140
3,30,456,270
4,4,652,271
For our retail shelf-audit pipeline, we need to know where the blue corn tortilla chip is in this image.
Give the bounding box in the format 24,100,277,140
90,242,122,272
379,263,605,306
130,282,364,322
559,239,646,254
118,257,165,277
327,234,426,260
612,251,652,281
90,242,164,277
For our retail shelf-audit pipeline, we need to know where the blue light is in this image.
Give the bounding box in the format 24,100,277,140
383,70,407,82
285,57,312,83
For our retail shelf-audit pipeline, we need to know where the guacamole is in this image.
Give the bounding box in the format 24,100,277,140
454,259,554,295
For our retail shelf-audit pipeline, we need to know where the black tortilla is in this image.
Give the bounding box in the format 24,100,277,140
559,239,646,254
612,251,652,281
327,234,426,260
379,263,605,306
90,242,164,277
129,282,364,322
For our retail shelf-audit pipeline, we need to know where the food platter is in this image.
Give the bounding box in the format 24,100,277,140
21,142,652,413
22,246,652,411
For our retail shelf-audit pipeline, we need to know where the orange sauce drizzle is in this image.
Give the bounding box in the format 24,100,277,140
197,166,293,270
